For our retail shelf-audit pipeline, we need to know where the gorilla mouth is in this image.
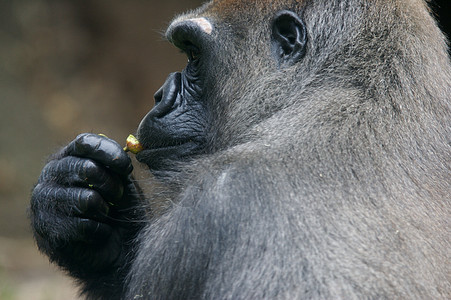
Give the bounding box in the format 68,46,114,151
134,71,206,170
137,140,197,154
135,123,199,168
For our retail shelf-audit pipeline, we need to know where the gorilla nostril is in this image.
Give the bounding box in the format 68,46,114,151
154,86,163,105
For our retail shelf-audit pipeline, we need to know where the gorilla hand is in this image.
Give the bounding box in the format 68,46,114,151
30,133,145,279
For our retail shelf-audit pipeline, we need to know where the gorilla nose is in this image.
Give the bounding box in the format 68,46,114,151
150,72,181,118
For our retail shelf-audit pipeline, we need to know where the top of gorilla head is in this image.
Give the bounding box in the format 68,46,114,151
169,0,448,139
135,0,449,173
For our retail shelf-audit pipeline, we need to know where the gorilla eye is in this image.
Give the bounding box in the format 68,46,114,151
186,48,201,62
184,42,201,62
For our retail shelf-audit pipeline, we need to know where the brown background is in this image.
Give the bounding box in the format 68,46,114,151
0,0,448,299
0,1,201,299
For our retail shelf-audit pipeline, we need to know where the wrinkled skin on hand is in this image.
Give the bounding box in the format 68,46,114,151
30,133,146,296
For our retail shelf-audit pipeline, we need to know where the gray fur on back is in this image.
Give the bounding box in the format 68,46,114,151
128,0,450,298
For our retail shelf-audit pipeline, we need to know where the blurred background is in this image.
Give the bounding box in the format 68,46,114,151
0,0,448,299
0,0,201,299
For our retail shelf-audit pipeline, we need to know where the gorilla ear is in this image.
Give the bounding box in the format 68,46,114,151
271,10,307,66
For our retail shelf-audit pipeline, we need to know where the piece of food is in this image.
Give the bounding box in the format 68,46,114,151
123,134,144,154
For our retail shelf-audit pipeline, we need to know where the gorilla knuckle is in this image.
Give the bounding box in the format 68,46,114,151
80,159,100,178
30,183,47,207
74,132,95,143
73,133,100,153
79,189,106,213
38,160,60,182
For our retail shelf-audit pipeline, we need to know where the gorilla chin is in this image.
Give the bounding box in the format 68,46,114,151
135,141,203,171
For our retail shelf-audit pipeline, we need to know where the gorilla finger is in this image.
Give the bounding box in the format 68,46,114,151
39,156,124,202
32,184,110,222
75,219,113,244
72,188,111,221
65,133,133,176
31,197,112,245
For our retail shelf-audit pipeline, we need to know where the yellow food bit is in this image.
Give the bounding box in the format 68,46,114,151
123,134,144,154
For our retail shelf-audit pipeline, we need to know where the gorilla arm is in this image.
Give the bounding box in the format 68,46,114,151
125,157,300,299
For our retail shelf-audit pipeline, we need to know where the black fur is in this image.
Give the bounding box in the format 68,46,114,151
30,0,450,299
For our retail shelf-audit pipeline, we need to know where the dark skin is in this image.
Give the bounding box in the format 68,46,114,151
30,134,144,296
30,0,450,299
136,70,207,171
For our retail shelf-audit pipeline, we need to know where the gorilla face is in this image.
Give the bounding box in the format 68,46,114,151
135,20,213,171
135,72,207,171
136,12,307,172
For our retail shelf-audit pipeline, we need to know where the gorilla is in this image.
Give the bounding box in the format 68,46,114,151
30,0,450,299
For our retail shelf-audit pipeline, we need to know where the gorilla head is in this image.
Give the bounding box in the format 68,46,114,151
135,4,311,172
30,0,450,299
